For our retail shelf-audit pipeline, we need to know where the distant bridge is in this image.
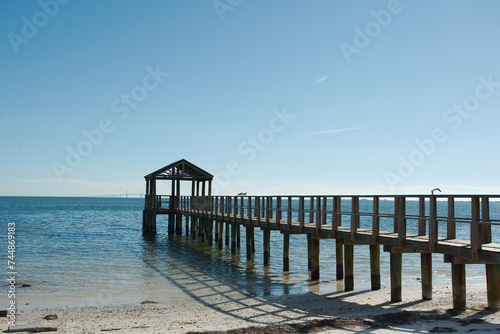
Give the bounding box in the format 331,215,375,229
92,194,144,198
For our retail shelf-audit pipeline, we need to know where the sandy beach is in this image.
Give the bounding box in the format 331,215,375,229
3,282,499,333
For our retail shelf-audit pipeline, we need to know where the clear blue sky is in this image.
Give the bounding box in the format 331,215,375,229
1,0,500,197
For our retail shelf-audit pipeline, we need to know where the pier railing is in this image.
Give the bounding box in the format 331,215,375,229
144,195,170,209
175,195,500,262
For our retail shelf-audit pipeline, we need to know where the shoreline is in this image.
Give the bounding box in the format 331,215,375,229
3,282,499,333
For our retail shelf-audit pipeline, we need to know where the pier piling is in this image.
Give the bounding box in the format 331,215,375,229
263,229,271,265
345,243,354,291
370,244,380,291
336,239,344,280
309,236,320,281
421,253,432,300
283,232,290,272
390,252,402,302
486,264,500,310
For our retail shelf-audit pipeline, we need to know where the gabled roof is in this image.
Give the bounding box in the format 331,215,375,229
145,159,213,181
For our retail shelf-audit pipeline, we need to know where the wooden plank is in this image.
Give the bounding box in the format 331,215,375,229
451,257,496,265
389,246,429,254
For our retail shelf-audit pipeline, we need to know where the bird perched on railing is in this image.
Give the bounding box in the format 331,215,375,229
237,192,247,196
431,188,441,195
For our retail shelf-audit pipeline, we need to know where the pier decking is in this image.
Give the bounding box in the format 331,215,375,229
142,160,500,310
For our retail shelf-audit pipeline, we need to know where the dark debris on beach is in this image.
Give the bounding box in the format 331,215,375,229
187,310,494,334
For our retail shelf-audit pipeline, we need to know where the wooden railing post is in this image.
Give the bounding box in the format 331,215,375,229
398,196,406,247
276,197,282,228
418,196,426,236
255,196,261,226
351,196,359,241
261,197,266,219
481,196,492,244
299,196,305,231
372,196,380,244
471,196,480,260
447,196,456,239
309,196,314,224
420,196,433,300
230,196,237,254
332,196,340,238
322,196,327,228
247,196,252,224
240,196,244,224
287,196,292,231
316,196,322,235
429,196,438,252
266,196,271,228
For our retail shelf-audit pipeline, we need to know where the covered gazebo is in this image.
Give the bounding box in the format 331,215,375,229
143,159,213,234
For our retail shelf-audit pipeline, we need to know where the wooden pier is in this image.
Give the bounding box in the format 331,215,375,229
142,160,500,310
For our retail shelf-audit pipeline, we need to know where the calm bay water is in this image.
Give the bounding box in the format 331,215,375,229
0,196,490,310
